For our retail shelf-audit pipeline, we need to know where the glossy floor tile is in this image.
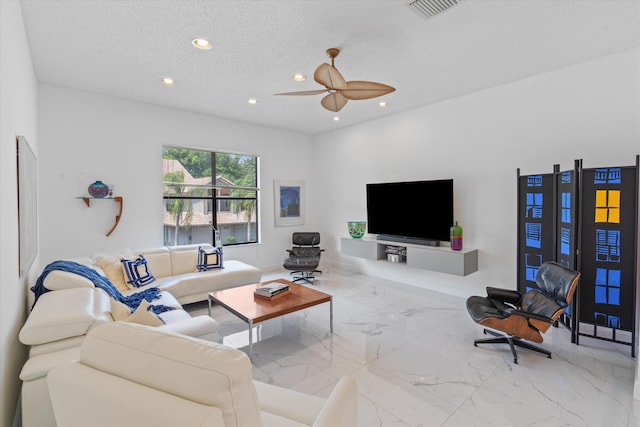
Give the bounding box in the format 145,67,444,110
185,270,640,427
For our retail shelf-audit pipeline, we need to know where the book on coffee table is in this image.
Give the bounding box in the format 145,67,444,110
254,289,292,301
254,282,289,297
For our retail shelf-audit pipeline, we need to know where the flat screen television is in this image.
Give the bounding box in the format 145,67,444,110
366,179,453,245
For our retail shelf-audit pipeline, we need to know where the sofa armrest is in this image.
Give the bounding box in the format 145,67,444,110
312,377,357,427
20,288,99,345
20,347,81,382
254,376,357,427
156,314,219,341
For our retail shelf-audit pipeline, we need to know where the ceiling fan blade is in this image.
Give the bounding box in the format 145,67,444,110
340,81,396,100
314,63,347,90
274,89,329,96
320,92,348,112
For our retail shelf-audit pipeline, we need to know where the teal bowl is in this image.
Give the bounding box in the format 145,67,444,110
348,221,366,239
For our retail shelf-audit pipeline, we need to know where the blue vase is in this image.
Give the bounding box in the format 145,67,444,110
88,180,109,198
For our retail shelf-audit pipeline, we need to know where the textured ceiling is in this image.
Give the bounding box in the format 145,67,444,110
19,0,640,136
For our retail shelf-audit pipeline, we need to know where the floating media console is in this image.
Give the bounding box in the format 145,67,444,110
341,237,478,276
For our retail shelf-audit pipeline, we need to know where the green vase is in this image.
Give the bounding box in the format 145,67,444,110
348,221,366,238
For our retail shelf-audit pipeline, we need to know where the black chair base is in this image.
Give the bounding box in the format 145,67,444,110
474,328,552,364
290,270,321,285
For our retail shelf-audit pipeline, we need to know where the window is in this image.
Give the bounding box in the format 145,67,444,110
162,146,259,247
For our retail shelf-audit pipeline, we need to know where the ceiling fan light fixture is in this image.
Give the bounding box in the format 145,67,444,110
191,38,212,50
276,48,394,113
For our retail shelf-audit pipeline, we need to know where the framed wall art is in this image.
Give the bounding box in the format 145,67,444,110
17,135,38,277
274,180,304,226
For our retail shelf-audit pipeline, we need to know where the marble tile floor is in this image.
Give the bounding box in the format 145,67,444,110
184,270,640,427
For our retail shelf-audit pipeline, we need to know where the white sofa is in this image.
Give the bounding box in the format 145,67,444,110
19,243,263,427
47,322,358,427
39,243,262,306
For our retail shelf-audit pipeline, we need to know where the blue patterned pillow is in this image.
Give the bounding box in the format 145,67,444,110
121,255,155,288
197,246,223,271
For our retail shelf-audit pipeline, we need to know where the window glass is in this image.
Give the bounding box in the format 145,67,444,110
162,146,259,246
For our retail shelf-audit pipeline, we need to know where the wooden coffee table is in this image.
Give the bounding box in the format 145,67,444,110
208,279,333,356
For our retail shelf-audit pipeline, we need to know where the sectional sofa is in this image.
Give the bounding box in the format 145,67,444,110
19,243,263,427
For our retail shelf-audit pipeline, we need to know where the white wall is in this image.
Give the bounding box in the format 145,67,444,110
0,1,40,425
317,47,640,299
38,85,316,270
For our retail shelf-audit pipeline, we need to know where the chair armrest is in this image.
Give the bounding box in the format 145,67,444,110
486,287,522,305
504,308,554,324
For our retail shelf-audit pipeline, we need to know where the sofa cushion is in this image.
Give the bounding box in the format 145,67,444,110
168,244,214,275
121,255,156,288
20,288,98,345
94,254,130,293
157,313,219,341
125,299,165,326
79,322,263,427
164,260,262,301
138,247,172,278
109,298,132,321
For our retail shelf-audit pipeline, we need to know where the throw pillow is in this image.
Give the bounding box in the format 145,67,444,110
197,246,223,271
95,254,130,293
109,298,133,321
121,255,156,288
124,299,164,326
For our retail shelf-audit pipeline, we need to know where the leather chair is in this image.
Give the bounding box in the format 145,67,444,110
283,232,324,284
466,261,580,363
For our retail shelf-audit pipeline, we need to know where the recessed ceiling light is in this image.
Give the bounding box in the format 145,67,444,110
192,38,212,50
248,99,257,104
161,77,174,85
378,101,387,107
292,74,306,82
333,116,340,121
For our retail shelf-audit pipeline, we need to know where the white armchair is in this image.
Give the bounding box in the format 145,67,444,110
47,322,357,427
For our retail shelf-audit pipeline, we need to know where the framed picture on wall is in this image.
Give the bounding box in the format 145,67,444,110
274,180,304,226
17,135,38,277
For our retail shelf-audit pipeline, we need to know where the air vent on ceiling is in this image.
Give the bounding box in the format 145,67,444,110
408,0,464,19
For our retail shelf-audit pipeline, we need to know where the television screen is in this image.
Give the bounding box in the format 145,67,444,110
366,179,453,242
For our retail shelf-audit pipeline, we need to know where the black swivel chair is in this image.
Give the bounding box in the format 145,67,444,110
283,232,324,284
466,261,581,363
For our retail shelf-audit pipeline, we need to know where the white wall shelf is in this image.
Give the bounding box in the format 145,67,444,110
340,237,478,276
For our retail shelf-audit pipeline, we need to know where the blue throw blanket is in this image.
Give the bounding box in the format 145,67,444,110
31,260,175,314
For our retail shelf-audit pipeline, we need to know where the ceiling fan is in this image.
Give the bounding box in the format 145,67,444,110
275,48,395,112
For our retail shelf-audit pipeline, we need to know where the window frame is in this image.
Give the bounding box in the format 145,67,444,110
162,145,259,247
